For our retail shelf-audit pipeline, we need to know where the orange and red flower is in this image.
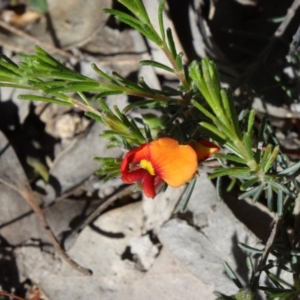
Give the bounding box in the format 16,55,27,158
121,137,219,198
189,140,220,162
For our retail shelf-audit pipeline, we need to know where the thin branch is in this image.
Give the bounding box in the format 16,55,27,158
20,188,92,275
0,20,73,59
251,217,281,288
233,0,300,90
0,291,25,300
66,185,136,248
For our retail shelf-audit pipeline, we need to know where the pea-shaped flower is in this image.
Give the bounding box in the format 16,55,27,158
121,137,219,198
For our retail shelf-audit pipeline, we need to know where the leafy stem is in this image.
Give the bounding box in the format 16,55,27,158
105,0,190,93
160,43,190,91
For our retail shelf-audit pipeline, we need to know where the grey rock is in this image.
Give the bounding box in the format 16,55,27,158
15,240,61,283
36,201,215,299
45,121,121,203
142,186,185,234
129,235,159,271
160,173,259,294
0,87,14,102
159,219,238,295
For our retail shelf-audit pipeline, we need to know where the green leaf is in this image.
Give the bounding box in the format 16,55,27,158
201,59,223,117
143,122,153,141
209,167,252,180
0,83,33,89
191,100,215,120
138,77,156,93
197,124,226,146
277,189,283,217
252,183,265,204
98,98,112,113
226,177,236,192
278,160,300,176
223,142,244,158
94,157,121,164
267,184,274,212
189,61,212,106
104,8,140,27
267,272,295,289
270,182,296,198
1,54,19,68
28,46,58,67
18,94,72,106
107,12,148,37
175,52,183,71
0,59,22,77
235,288,255,300
142,113,167,129
238,108,249,121
91,63,120,85
166,28,176,59
263,145,279,172
27,71,88,82
213,153,246,164
26,0,48,14
213,292,235,300
126,116,146,142
260,144,273,169
33,80,65,89
158,0,166,41
238,184,263,200
114,105,138,132
92,91,123,101
140,60,174,73
26,156,49,182
240,177,259,190
140,24,163,45
214,117,237,141
96,170,121,182
123,100,164,113
199,122,227,140
220,88,242,139
216,176,223,201
45,82,113,94
117,0,138,14
134,0,152,23
84,112,103,123
246,257,254,280
77,92,90,106
113,72,146,92
180,178,197,212
219,89,231,122
293,179,300,192
242,132,254,160
238,243,264,254
247,109,256,136
222,261,243,289
255,116,267,163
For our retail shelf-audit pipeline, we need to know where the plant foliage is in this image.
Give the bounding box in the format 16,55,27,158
0,0,299,298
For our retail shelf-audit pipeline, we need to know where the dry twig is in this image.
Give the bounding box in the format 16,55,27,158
0,20,73,59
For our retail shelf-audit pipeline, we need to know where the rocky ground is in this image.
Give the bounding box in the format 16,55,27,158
0,0,299,299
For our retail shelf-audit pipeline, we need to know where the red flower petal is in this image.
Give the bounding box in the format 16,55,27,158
121,168,147,183
142,172,156,198
120,137,199,197
121,144,149,173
